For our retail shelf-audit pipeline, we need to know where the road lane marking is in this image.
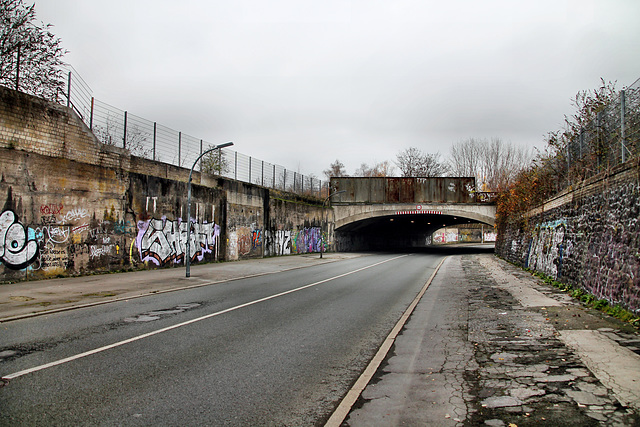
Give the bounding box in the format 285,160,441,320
2,254,408,381
325,256,447,427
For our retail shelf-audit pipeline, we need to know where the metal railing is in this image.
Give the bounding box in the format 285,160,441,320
564,77,640,184
57,67,326,197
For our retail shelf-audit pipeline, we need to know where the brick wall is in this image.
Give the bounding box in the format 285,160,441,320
0,86,129,170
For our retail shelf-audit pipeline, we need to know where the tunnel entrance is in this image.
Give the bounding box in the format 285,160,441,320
334,212,494,252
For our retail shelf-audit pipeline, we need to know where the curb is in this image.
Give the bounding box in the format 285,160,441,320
324,256,447,427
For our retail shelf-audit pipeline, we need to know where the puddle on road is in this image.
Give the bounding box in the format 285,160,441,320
124,303,201,322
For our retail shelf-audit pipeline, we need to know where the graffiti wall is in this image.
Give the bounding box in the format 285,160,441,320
526,219,567,278
496,164,640,312
432,226,494,244
136,217,220,266
262,227,325,256
0,87,329,283
0,160,225,281
0,198,132,279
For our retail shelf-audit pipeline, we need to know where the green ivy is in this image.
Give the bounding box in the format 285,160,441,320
527,269,639,327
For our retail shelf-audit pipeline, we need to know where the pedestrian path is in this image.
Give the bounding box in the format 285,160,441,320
341,254,640,426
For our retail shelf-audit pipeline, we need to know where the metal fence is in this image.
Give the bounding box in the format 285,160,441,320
565,77,640,183
56,67,326,197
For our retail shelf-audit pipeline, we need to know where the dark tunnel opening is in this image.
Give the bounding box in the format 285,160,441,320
334,213,494,254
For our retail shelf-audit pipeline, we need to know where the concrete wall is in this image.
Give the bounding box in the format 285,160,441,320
0,86,326,282
432,224,497,244
265,193,324,256
496,161,640,312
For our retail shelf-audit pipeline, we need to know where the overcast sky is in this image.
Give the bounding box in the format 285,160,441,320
35,0,640,179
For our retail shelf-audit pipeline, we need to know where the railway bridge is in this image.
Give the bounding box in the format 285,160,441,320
328,177,496,251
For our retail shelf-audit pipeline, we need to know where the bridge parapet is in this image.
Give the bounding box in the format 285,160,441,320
329,177,495,205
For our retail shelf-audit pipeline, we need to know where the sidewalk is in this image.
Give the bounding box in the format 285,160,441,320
0,253,362,322
342,254,640,426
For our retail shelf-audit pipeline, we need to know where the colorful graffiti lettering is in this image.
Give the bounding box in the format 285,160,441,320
251,230,262,249
136,217,220,266
291,227,322,254
0,210,39,269
263,227,323,256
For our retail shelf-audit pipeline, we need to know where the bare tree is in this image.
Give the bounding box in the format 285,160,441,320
92,113,153,159
323,159,348,179
354,161,395,177
449,138,531,191
0,0,67,100
395,147,449,177
200,145,230,175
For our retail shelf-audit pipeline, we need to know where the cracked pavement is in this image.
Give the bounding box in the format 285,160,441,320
344,254,640,426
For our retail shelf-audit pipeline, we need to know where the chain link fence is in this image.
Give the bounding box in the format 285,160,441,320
565,77,640,183
57,67,326,197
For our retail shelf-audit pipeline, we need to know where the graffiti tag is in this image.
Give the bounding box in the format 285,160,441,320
0,210,39,269
40,203,63,215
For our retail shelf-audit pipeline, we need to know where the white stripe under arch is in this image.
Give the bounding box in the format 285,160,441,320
395,210,442,215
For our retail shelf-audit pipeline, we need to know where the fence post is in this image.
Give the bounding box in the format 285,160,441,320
123,111,128,149
153,122,157,161
284,169,287,190
273,165,276,188
262,161,264,186
67,71,72,107
621,89,626,163
15,43,21,91
178,132,181,166
90,97,94,130
234,151,238,180
200,139,203,171
249,156,252,183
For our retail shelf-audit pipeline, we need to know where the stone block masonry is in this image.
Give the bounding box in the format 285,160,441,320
0,85,326,282
496,160,640,312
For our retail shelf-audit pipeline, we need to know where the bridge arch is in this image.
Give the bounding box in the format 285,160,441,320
333,203,496,230
328,176,496,251
331,203,496,251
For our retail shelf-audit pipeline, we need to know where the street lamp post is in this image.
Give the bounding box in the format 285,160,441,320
185,141,234,278
320,190,346,258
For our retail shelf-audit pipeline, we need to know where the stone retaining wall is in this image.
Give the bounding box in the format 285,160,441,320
496,161,640,312
0,86,325,282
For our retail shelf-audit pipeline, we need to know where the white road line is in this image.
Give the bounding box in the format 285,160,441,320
2,254,408,381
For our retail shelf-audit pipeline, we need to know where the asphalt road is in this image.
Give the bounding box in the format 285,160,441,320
0,253,444,425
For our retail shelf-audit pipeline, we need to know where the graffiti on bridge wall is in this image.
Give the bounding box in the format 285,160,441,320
136,217,220,266
0,210,39,269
